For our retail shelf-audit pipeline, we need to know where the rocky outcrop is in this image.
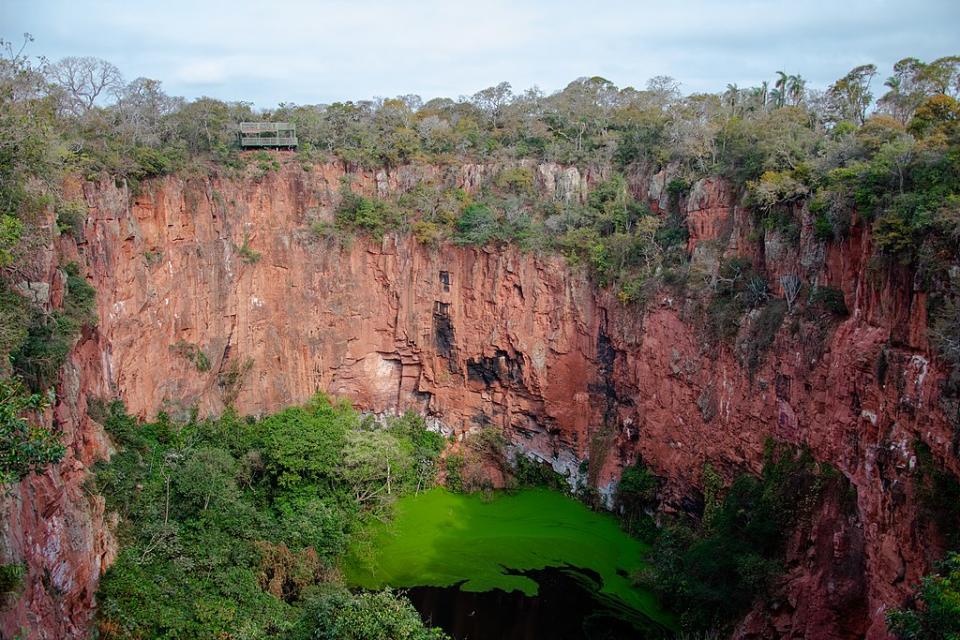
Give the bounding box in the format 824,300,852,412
1,157,955,639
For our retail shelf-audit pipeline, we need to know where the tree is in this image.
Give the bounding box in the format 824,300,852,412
45,56,123,117
887,552,960,640
923,56,960,97
828,64,878,125
169,97,250,154
172,447,239,514
293,588,449,640
646,75,681,109
115,77,182,146
908,94,960,138
0,377,64,485
773,71,788,108
338,429,412,507
259,396,353,488
780,274,802,310
455,203,499,245
471,81,512,128
723,83,741,115
880,58,934,123
787,74,806,106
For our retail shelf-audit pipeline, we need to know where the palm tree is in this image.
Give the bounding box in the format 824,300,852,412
723,83,740,114
773,71,788,108
787,74,806,105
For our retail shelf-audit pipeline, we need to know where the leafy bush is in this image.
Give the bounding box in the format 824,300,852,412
513,454,567,491
0,281,29,363
887,552,960,640
336,190,402,238
738,299,787,377
616,461,660,539
55,200,86,237
291,587,448,640
444,454,464,493
170,340,211,371
12,262,96,391
494,166,535,196
454,203,499,245
638,442,835,632
809,286,849,317
913,441,960,550
0,378,64,485
0,563,25,596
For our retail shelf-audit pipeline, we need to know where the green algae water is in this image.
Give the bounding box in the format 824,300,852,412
343,488,674,639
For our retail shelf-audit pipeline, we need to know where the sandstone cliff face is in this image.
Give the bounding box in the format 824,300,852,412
0,239,116,639
1,158,955,639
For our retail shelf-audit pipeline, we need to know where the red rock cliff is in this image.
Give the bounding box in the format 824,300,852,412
1,158,955,639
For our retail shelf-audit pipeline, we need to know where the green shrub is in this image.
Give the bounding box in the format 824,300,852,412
639,442,833,632
616,461,660,539
170,340,211,372
809,286,849,317
56,200,86,237
444,454,464,492
0,214,23,268
12,262,96,391
887,552,960,640
0,378,64,485
0,563,25,595
412,220,444,245
494,166,535,196
454,203,499,245
292,587,448,640
132,146,179,179
740,299,787,377
513,454,567,491
813,212,834,241
0,281,29,362
238,235,261,264
336,191,401,238
913,441,960,550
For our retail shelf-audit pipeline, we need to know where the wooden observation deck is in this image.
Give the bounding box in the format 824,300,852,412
238,122,298,149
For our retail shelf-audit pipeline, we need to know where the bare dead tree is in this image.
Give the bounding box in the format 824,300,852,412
44,56,123,116
780,274,802,311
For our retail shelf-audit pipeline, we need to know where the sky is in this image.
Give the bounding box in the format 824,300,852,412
2,0,959,110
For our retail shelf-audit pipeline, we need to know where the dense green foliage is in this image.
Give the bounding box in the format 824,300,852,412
512,454,569,492
92,395,447,639
11,262,96,391
888,552,960,640
615,461,660,540
0,562,25,596
0,378,64,485
637,442,844,632
289,587,448,640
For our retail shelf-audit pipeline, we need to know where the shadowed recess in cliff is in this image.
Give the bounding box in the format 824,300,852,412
466,350,524,387
341,488,675,636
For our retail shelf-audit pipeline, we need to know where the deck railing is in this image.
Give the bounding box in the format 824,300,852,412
239,136,298,147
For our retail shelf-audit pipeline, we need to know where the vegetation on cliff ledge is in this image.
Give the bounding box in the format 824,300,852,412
631,443,853,633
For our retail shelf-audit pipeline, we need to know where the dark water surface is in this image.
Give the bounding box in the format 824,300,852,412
407,567,672,640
